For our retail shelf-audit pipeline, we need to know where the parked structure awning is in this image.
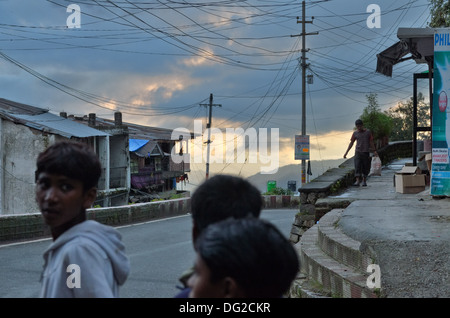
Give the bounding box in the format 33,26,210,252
376,27,436,77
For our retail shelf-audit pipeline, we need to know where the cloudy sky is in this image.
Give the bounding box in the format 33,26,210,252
0,0,433,185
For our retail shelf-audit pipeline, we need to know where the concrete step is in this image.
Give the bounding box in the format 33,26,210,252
292,210,380,298
317,209,371,273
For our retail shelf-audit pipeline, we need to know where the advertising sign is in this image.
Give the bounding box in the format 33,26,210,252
431,29,450,195
295,135,309,160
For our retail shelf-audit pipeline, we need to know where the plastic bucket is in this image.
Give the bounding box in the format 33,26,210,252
267,180,276,192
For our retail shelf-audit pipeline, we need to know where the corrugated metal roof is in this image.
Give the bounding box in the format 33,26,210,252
0,97,110,138
12,112,110,138
98,117,196,140
62,111,198,140
0,98,47,115
135,140,163,157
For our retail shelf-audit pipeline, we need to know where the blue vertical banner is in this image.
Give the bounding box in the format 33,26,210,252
431,29,450,195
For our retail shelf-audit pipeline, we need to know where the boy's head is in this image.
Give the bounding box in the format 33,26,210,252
188,217,299,298
35,141,102,237
190,174,263,241
35,140,101,191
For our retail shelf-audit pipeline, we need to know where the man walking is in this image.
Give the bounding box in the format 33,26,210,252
344,119,378,186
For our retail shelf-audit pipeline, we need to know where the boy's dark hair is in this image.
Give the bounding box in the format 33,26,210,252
35,140,101,191
355,119,363,126
195,217,299,298
190,174,263,234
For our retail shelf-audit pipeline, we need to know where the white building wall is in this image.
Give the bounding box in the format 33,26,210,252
0,120,59,215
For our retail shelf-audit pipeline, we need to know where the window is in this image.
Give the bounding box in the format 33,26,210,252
155,157,162,171
130,159,139,174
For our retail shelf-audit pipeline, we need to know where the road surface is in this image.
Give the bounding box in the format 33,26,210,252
0,209,297,298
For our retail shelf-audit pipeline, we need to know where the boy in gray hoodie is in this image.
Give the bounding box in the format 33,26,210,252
35,141,130,298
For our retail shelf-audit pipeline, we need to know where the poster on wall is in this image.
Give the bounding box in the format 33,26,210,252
431,28,450,196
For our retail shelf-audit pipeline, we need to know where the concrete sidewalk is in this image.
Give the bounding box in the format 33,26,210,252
329,158,450,297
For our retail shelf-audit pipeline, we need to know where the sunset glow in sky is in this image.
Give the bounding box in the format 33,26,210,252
0,1,433,185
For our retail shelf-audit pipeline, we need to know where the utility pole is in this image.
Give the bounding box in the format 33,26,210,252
200,93,221,179
292,0,318,185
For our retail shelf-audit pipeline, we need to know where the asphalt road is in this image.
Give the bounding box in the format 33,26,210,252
0,208,297,298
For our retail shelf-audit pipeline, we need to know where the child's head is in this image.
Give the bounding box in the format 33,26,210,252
35,140,101,191
189,217,299,298
190,174,263,237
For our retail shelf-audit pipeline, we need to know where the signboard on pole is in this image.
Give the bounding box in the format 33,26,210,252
295,135,310,160
431,29,450,196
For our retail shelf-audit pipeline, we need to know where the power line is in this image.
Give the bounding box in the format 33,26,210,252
0,0,433,141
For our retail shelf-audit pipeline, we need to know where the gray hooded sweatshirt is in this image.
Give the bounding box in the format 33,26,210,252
40,220,130,298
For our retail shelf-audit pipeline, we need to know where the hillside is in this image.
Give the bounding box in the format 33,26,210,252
246,158,346,193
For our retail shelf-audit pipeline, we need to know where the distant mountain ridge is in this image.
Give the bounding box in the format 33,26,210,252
178,158,346,195
246,158,346,193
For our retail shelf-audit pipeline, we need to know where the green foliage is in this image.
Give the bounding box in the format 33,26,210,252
360,93,393,146
263,187,293,195
429,0,450,27
330,180,342,193
385,92,430,141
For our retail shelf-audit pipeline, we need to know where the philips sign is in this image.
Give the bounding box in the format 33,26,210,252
434,30,450,51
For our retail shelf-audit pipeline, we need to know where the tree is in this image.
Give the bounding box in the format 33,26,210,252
360,93,393,148
386,92,430,141
429,0,450,27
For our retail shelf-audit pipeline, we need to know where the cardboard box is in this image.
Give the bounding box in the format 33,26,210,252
425,153,432,171
398,166,421,174
395,166,426,194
